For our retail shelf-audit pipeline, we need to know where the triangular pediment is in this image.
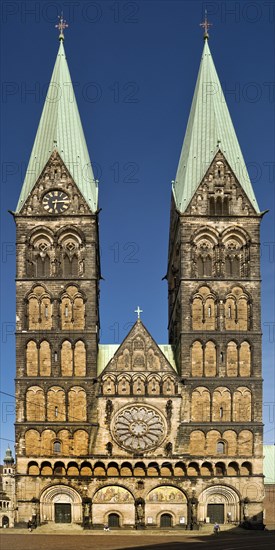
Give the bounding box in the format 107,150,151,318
101,321,177,375
185,151,259,216
19,151,91,216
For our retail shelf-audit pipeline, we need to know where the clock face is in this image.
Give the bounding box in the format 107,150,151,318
42,190,70,214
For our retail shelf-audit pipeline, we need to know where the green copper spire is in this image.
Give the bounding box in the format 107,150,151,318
16,36,98,213
173,38,260,213
4,446,14,464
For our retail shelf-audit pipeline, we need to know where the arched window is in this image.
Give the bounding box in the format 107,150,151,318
226,341,238,376
191,341,203,377
68,387,86,422
39,341,51,376
225,287,249,331
191,388,210,421
239,342,251,376
74,341,86,376
27,232,53,278
193,236,216,278
61,341,73,376
204,341,216,376
225,240,241,277
191,286,216,331
26,387,45,421
216,196,222,215
60,286,85,330
209,196,215,215
222,231,250,278
53,440,61,454
58,231,84,278
26,341,38,376
212,387,231,421
47,387,66,421
27,286,52,330
233,388,252,421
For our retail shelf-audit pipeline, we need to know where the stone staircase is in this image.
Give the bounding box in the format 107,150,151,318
35,522,83,533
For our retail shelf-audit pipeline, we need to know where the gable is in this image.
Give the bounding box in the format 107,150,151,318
18,151,91,217
185,151,259,217
101,321,177,375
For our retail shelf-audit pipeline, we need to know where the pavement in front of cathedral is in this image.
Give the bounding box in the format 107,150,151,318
0,530,274,550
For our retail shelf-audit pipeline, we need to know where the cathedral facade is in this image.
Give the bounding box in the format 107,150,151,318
12,27,264,529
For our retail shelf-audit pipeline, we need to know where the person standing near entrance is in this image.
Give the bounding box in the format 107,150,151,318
27,519,33,532
213,522,220,534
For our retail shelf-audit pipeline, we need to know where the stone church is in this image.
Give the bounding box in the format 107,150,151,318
12,22,265,529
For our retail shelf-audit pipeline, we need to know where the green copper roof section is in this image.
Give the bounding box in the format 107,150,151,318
16,40,98,213
173,39,260,213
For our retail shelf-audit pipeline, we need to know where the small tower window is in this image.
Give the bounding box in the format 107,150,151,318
220,351,224,363
228,306,232,319
208,306,211,317
219,407,223,418
45,305,48,319
54,351,58,362
54,406,58,418
53,441,61,453
65,304,69,318
217,441,225,454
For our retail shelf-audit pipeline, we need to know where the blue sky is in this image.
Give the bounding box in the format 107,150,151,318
0,0,274,458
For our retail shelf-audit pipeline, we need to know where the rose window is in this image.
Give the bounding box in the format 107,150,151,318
112,405,166,452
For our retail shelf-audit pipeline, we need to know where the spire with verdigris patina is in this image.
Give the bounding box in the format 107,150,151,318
172,17,259,213
16,16,98,213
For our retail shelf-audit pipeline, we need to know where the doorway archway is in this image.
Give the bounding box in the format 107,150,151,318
160,513,172,527
108,513,120,528
40,485,82,524
198,485,239,524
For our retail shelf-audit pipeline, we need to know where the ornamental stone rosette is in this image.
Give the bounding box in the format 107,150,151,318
111,405,166,452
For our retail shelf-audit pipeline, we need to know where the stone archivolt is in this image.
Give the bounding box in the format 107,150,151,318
112,405,166,452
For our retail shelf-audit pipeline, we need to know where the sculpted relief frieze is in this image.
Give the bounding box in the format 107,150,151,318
93,486,134,503
112,345,163,372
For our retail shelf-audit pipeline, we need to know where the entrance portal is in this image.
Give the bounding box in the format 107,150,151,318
55,503,71,523
108,513,120,528
207,504,224,524
160,513,172,527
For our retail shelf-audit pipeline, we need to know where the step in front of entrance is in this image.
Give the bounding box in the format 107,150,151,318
37,522,83,533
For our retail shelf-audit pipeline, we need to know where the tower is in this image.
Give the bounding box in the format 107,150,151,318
13,26,100,524
167,31,264,523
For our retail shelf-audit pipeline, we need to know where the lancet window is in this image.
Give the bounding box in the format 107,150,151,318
60,285,85,330
58,230,84,278
27,286,52,330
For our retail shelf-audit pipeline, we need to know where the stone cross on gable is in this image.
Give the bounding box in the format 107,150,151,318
135,306,143,320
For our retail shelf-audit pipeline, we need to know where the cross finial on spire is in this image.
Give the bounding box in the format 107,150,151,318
200,10,212,40
135,306,143,320
55,12,69,41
